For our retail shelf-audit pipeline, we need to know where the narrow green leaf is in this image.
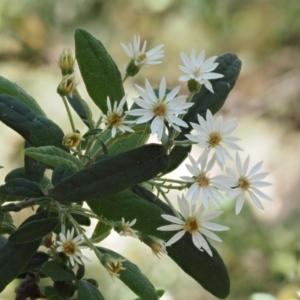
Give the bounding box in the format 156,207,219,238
77,280,105,300
0,94,37,143
2,178,45,198
67,93,92,129
30,116,68,151
41,260,77,281
0,239,41,292
164,53,242,175
75,28,125,113
24,146,83,173
49,144,169,202
52,167,73,186
91,221,112,243
132,185,230,299
9,218,58,244
0,75,46,116
98,247,158,300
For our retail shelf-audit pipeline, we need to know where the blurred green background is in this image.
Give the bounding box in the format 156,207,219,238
0,0,300,299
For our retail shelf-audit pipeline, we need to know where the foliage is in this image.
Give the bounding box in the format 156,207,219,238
0,28,242,299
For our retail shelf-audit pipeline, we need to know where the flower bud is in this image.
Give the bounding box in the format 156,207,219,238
63,132,84,148
57,73,79,96
187,78,201,94
58,48,75,75
140,234,167,258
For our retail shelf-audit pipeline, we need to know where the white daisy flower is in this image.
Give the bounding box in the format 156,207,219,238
179,49,224,93
126,77,193,141
157,195,229,256
226,152,273,214
181,151,232,208
118,218,138,239
102,95,135,138
121,35,164,69
186,109,242,169
56,228,89,266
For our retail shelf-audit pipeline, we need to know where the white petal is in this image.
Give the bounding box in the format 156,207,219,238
165,230,186,246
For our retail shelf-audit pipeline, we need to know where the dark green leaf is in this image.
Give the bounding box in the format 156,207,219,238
49,144,169,202
98,247,158,300
24,146,83,173
30,116,68,150
4,167,27,182
0,75,46,116
52,167,73,186
77,280,105,300
41,260,77,281
0,239,41,292
44,286,61,300
67,93,92,129
9,217,58,244
75,28,125,114
91,221,112,243
83,128,102,138
71,213,91,226
0,94,37,143
164,53,242,175
88,189,166,237
132,185,230,299
24,141,47,182
19,251,50,275
2,178,45,198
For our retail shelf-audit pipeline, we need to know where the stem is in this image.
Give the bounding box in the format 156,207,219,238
155,185,181,219
122,73,129,83
61,96,76,132
154,177,186,185
74,89,95,129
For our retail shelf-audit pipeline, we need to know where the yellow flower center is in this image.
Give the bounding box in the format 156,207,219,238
238,176,251,191
63,241,77,256
108,261,123,274
184,217,200,233
108,113,123,127
196,172,210,187
208,131,222,148
153,102,167,117
137,53,147,64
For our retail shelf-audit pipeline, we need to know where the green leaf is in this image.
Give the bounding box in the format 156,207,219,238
88,189,166,237
44,286,61,300
0,75,46,117
2,178,45,198
0,239,41,292
75,28,125,114
24,141,47,182
19,251,50,275
41,260,77,281
77,280,105,300
0,94,37,143
164,53,242,175
98,247,158,300
91,221,112,243
9,217,58,244
24,146,83,173
30,116,68,150
132,185,230,299
67,93,92,129
49,144,169,202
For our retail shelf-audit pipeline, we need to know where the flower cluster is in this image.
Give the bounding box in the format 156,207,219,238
54,34,272,266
